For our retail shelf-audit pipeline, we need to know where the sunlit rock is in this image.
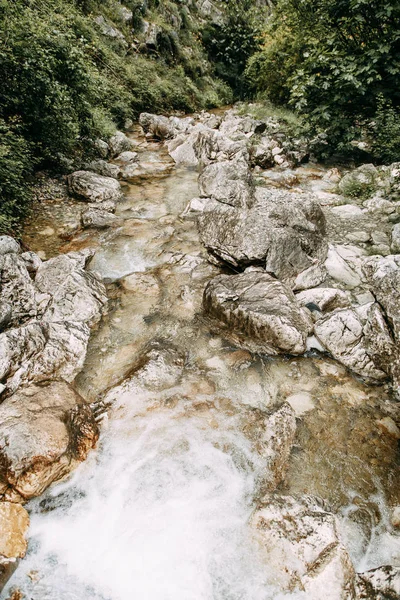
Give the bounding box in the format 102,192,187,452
204,271,313,355
0,382,99,501
314,304,395,382
0,249,107,394
199,159,253,208
0,502,29,592
252,495,357,599
108,131,136,157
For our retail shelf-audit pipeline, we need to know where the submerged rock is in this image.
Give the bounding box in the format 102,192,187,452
203,271,313,355
198,187,327,284
252,495,356,599
81,208,119,229
0,381,99,501
68,171,122,203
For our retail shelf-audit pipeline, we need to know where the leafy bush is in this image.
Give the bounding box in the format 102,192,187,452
247,0,400,160
369,97,400,164
0,121,34,234
202,0,266,98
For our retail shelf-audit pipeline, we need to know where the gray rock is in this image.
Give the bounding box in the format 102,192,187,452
21,251,42,273
391,223,400,253
87,159,121,179
356,565,400,599
198,187,327,284
325,245,365,289
0,251,108,394
109,131,135,158
0,236,20,255
296,288,351,313
251,495,356,599
292,264,327,291
114,151,139,163
94,138,109,158
81,208,119,229
0,381,99,500
0,251,37,327
203,271,313,355
68,170,122,203
338,164,378,198
314,304,395,381
87,200,116,213
198,159,253,208
139,113,175,139
94,15,125,41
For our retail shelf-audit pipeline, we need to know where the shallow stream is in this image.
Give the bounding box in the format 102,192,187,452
3,123,400,599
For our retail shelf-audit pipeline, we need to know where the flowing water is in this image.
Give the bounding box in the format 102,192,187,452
3,124,400,599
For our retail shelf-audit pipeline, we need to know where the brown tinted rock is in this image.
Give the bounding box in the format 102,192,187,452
0,382,99,500
0,503,29,559
204,271,313,355
252,495,356,599
356,565,400,599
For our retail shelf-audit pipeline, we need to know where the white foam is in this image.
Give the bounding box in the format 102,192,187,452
3,395,302,600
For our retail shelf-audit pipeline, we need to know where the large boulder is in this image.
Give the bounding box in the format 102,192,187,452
203,271,313,355
251,495,357,599
139,113,175,139
68,171,122,203
108,131,135,157
0,502,29,591
198,188,327,285
0,248,107,394
314,303,395,382
0,381,99,501
198,159,253,208
363,255,400,390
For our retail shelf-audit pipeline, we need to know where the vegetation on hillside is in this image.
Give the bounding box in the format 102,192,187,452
246,0,400,161
1,0,400,233
0,0,231,233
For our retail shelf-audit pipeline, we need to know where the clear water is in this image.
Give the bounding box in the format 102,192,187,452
6,121,400,599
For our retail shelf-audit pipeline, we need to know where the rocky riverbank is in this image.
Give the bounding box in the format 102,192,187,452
1,108,400,599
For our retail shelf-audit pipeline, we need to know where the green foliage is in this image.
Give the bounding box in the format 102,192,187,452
369,96,400,164
0,0,230,232
247,0,400,160
202,0,265,98
0,120,34,234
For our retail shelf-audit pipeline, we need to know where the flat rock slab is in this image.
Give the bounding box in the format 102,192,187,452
203,271,313,355
198,187,327,285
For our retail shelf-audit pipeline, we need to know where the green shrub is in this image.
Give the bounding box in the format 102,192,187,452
247,0,400,160
0,120,34,234
370,97,400,164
